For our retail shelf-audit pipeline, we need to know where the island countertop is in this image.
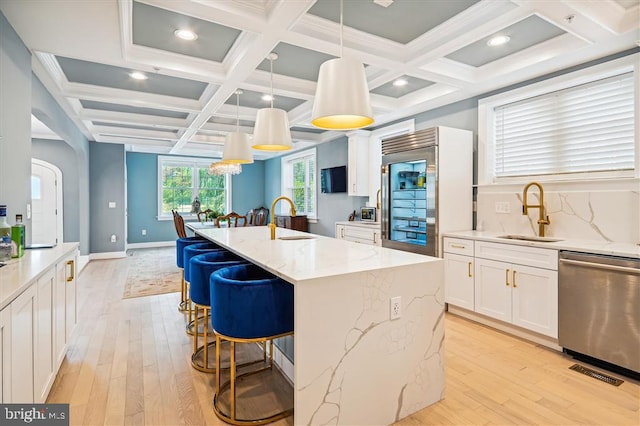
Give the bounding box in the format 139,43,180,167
190,224,446,425
192,225,440,283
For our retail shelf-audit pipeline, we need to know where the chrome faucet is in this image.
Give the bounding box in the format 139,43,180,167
269,196,297,240
522,182,550,237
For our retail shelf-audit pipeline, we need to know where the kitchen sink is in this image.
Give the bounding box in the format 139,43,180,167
277,235,316,240
497,234,563,243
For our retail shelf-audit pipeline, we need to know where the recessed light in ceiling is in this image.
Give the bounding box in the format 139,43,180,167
393,78,408,87
174,29,198,41
486,35,511,47
129,71,148,80
262,94,274,102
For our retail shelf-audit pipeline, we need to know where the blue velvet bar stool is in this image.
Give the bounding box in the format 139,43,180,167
210,264,294,425
176,236,207,312
183,241,223,335
188,251,246,373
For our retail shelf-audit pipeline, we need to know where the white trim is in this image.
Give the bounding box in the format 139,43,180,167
31,159,64,247
89,251,127,260
280,147,317,218
126,241,176,250
77,255,90,274
478,54,639,186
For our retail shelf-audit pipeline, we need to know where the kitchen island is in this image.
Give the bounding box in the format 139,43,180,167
192,225,445,425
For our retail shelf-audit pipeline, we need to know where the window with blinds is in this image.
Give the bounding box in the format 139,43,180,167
494,72,635,178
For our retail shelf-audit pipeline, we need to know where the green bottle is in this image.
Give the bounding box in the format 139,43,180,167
11,214,25,258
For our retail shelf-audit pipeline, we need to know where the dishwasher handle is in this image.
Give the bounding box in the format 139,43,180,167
559,258,640,275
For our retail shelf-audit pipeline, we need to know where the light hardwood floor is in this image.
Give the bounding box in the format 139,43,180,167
48,253,640,425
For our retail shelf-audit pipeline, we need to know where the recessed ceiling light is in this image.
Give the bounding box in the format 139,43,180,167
262,94,273,102
487,35,510,47
393,78,408,87
129,71,148,80
174,29,198,41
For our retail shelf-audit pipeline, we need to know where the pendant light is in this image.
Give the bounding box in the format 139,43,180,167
222,90,253,164
311,0,374,130
252,53,293,151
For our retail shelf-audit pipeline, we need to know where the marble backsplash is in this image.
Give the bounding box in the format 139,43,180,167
477,189,639,244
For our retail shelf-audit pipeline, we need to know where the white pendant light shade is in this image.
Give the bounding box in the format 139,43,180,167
222,131,253,164
311,57,374,130
252,108,292,151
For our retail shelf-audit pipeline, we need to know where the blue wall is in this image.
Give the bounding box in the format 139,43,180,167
90,142,126,253
126,152,267,244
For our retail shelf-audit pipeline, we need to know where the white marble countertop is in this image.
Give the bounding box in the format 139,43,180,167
443,230,640,259
0,242,79,310
193,226,439,284
335,220,380,228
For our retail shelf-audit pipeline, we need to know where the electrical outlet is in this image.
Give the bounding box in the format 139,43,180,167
110,234,116,243
390,296,401,320
495,201,511,214
141,229,147,236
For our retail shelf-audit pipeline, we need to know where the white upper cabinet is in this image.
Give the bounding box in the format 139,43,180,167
347,131,370,197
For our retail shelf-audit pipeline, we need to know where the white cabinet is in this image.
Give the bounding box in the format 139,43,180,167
443,237,474,310
11,285,36,403
474,241,558,338
63,253,77,343
0,305,10,403
347,131,370,196
335,222,381,246
34,268,55,403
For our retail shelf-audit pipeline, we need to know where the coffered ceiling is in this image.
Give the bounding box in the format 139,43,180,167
2,0,638,160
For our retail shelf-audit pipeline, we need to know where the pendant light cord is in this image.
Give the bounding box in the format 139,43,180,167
236,91,240,132
269,56,274,109
340,0,344,58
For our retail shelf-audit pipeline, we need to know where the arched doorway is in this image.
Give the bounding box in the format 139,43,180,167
31,159,63,246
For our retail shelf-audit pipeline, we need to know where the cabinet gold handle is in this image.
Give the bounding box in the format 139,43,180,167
451,243,466,249
468,262,472,278
66,260,75,282
505,268,510,286
513,270,517,288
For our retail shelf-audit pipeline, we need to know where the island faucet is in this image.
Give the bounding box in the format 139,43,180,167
269,196,297,240
522,181,550,237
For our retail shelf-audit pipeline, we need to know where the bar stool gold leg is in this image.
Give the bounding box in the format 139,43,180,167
178,269,188,312
230,340,236,421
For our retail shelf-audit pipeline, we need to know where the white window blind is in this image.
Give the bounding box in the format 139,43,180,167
494,72,635,178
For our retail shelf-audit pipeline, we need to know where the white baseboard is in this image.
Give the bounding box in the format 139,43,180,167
88,251,127,260
127,241,176,249
77,255,90,273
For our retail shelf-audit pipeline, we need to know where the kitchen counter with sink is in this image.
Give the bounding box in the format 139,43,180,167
443,230,639,259
191,225,445,425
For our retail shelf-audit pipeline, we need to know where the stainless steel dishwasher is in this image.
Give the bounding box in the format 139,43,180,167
559,251,640,375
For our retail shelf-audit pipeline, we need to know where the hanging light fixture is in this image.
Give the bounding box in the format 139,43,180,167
222,90,253,164
311,0,373,130
252,53,293,151
209,162,242,176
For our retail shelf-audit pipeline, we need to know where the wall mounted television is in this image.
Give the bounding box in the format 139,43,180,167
320,165,347,193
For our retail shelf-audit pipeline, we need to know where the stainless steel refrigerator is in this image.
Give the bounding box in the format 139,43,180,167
381,127,473,257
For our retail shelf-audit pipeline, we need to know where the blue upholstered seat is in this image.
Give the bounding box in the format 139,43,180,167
183,242,222,283
210,264,294,340
176,236,207,268
189,251,245,306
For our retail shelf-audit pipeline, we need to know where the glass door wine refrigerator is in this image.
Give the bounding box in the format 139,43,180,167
380,127,473,257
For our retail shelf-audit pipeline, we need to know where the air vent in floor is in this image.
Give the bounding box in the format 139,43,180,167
569,364,624,386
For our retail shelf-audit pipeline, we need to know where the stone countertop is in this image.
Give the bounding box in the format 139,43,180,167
193,226,440,284
443,230,640,259
0,242,79,310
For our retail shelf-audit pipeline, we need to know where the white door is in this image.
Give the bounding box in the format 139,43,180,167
474,258,512,323
444,253,475,311
511,265,558,338
31,160,61,246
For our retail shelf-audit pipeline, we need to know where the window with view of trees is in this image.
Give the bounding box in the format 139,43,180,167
281,148,316,218
158,157,230,218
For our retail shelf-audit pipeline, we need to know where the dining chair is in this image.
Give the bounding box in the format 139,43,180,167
172,210,187,238
247,207,269,226
197,209,214,223
215,212,247,228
